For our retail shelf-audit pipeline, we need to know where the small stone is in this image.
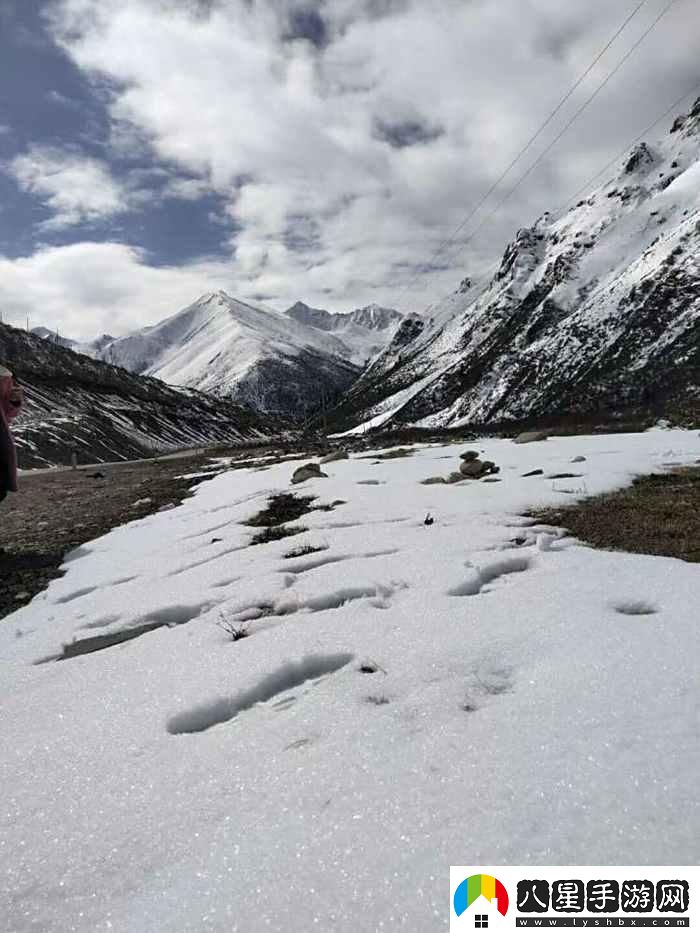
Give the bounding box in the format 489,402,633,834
15,592,29,601
459,450,480,461
513,431,549,444
571,455,586,463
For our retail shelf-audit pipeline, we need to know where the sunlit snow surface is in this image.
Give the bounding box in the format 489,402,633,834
1,429,699,931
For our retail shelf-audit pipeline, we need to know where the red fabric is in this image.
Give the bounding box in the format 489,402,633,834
0,372,21,494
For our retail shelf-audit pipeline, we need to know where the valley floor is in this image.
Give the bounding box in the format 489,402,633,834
1,429,699,932
0,446,294,618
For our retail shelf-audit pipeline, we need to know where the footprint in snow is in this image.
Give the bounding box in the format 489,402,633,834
166,653,355,734
612,599,659,616
448,556,532,597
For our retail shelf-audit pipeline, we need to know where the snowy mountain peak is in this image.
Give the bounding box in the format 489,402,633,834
90,290,362,417
32,327,116,357
283,299,403,366
284,301,335,331
198,290,246,309
349,304,403,330
285,300,402,333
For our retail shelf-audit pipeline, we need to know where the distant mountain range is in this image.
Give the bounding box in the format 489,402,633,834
33,295,402,419
3,322,292,469
30,327,116,358
284,301,403,365
26,97,700,437
326,97,700,434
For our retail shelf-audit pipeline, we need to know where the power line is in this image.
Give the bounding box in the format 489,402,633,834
429,77,700,322
393,0,653,310
401,0,647,310
553,77,700,211
439,0,682,273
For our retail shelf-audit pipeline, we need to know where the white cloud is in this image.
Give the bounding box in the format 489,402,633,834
8,146,128,230
161,176,213,201
0,242,232,338
9,0,698,334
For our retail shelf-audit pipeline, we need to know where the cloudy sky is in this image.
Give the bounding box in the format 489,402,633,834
0,0,697,338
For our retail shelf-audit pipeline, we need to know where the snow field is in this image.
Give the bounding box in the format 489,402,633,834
1,429,698,932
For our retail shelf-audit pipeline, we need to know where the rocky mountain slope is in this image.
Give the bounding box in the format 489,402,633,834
91,292,362,418
1,322,291,469
327,98,700,434
284,302,402,365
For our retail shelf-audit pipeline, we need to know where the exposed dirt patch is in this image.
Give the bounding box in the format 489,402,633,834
530,467,700,562
0,445,294,620
245,493,317,527
250,525,309,546
359,446,416,461
245,492,344,546
283,544,328,560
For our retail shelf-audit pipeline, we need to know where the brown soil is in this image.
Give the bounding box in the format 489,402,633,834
0,446,305,621
531,466,700,563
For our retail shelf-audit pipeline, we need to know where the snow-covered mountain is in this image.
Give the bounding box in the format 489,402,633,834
284,301,402,365
92,292,362,418
2,321,292,468
328,98,700,434
31,327,116,357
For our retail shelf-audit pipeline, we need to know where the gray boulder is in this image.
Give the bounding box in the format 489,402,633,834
460,459,485,477
291,463,327,484
320,450,349,464
513,430,549,444
459,450,480,462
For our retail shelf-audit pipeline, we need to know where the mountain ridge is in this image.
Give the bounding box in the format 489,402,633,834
326,98,700,434
33,292,402,419
1,321,292,468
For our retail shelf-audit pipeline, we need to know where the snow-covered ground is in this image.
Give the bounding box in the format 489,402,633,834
1,429,699,932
